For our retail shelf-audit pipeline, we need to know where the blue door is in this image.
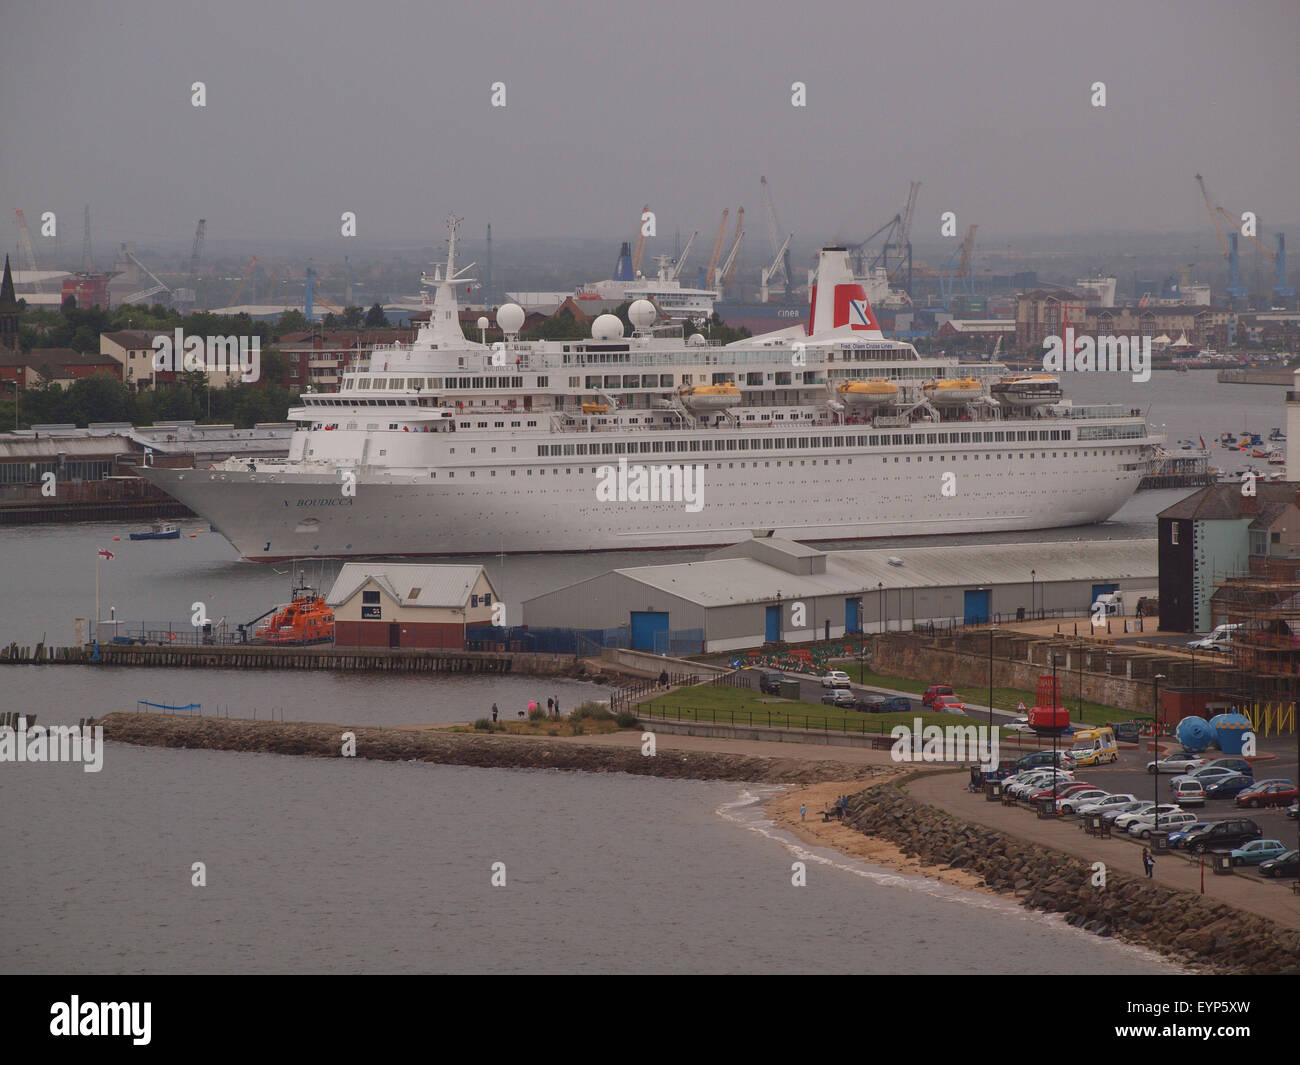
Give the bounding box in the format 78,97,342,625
845,597,862,634
1091,583,1118,603
630,611,669,651
765,605,780,643
963,589,990,625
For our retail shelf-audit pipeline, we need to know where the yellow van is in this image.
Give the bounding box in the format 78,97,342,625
1066,727,1118,767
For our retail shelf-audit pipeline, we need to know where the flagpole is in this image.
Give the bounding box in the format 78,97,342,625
95,552,100,639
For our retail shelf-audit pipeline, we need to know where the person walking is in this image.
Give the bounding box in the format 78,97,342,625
547,697,554,716
800,803,806,822
553,695,560,717
491,702,498,724
1142,848,1154,880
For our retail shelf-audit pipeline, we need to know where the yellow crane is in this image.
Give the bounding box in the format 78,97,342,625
229,257,259,307
705,209,729,292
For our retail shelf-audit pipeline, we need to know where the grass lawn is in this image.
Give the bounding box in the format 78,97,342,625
838,662,1135,727
638,685,970,735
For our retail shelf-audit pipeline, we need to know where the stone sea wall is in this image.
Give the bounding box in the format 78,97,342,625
845,778,1300,974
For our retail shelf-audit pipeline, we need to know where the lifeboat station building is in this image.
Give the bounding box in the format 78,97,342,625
522,536,1157,654
328,563,498,650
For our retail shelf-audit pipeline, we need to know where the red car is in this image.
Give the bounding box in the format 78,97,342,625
932,695,966,713
923,685,955,707
1030,781,1093,802
1235,782,1299,809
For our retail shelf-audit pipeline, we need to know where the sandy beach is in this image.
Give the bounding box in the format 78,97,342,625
765,776,991,894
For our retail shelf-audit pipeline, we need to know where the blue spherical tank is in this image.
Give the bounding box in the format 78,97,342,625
1175,715,1215,752
1208,713,1254,755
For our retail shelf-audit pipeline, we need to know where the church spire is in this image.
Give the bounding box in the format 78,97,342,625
0,255,20,352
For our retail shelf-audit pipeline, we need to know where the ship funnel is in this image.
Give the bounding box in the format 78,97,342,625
614,242,634,282
807,246,882,338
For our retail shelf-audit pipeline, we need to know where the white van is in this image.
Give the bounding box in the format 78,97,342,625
1186,624,1242,652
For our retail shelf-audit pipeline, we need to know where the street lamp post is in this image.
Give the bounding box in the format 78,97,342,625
1051,652,1059,800
1153,673,1166,835
988,627,995,736
1031,569,1037,621
877,581,884,635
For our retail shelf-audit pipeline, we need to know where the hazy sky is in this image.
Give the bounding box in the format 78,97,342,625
3,0,1297,255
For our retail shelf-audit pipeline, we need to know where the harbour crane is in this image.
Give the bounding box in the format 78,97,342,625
668,230,697,282
759,176,793,300
229,256,259,308
13,210,43,293
717,207,744,292
850,214,900,276
120,248,172,305
631,204,650,277
883,180,921,294
187,219,205,306
705,209,730,292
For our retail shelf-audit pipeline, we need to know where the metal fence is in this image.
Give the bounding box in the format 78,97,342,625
464,624,629,655
89,620,328,648
653,627,704,656
609,673,700,712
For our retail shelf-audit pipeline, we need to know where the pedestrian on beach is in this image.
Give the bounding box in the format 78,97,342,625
547,697,554,715
800,803,806,822
1142,848,1154,879
553,695,559,716
491,702,498,723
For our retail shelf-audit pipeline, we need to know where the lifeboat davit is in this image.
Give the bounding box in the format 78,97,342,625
990,374,1062,407
681,384,740,410
922,376,982,404
837,378,900,407
254,585,335,646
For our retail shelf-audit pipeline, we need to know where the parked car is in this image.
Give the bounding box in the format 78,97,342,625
1182,818,1263,854
1227,839,1288,867
1057,789,1109,815
1107,720,1143,744
1127,810,1199,838
931,695,966,713
1167,822,1213,849
1115,804,1182,832
1101,801,1151,824
922,685,954,707
1030,781,1095,803
758,671,786,695
1289,801,1299,820
858,695,910,714
1014,750,1069,772
1203,775,1256,799
1258,849,1300,878
1076,793,1137,816
1236,781,1299,809
1147,754,1207,775
1002,717,1035,734
1205,757,1253,775
821,689,856,708
821,671,851,689
1170,765,1247,789
1171,779,1206,807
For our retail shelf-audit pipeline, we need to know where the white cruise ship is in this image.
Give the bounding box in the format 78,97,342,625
139,218,1158,562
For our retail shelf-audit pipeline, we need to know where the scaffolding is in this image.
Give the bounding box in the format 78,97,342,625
1210,567,1300,723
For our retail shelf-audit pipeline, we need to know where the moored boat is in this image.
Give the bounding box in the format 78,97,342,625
253,583,335,645
129,521,180,541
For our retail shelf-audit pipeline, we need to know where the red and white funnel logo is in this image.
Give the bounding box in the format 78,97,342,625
807,247,882,337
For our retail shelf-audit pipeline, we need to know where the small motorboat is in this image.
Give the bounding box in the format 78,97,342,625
129,521,181,541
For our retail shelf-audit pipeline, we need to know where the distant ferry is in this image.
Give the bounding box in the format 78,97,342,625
139,218,1159,562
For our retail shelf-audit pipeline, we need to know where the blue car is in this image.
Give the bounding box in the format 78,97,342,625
1167,822,1212,848
1204,774,1255,799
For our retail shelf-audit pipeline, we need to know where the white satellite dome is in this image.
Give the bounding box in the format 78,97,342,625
496,303,525,334
628,299,656,331
688,333,707,346
591,313,624,340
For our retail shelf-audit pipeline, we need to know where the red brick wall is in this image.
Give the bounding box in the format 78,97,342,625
335,620,464,650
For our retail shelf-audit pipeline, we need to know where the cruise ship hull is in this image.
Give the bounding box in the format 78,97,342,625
138,456,1143,562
